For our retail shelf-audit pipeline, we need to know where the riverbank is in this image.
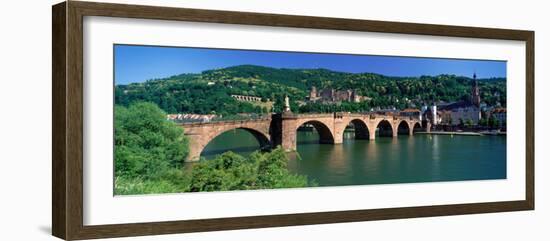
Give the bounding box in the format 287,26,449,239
416,131,506,136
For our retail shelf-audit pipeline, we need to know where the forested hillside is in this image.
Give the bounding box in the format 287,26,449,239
115,65,506,115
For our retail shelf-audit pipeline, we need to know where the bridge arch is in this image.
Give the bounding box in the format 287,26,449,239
199,127,271,157
182,120,272,161
375,119,395,137
412,122,422,133
343,118,371,140
296,119,335,144
397,120,411,135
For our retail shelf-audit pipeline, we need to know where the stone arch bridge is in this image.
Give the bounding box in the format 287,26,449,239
179,113,424,161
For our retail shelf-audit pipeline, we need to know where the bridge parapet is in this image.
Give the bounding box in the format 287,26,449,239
177,117,272,127
282,113,335,119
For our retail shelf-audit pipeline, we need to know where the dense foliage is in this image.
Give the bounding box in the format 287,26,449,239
114,102,313,195
115,102,189,177
116,149,313,195
115,65,506,115
188,149,313,192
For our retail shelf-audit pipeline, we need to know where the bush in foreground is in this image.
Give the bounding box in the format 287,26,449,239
188,148,313,192
116,148,314,195
114,102,189,180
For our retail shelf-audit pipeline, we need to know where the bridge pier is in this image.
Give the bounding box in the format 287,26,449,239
333,119,344,145
391,121,400,137
333,135,343,144
280,115,297,152
281,131,297,152
186,135,203,162
369,131,376,140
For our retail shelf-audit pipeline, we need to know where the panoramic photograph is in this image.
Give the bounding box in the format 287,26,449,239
113,44,507,195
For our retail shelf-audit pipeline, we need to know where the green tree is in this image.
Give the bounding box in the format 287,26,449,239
465,118,473,128
488,115,497,129
272,94,284,113
114,102,189,179
479,117,488,127
188,148,312,192
255,148,310,188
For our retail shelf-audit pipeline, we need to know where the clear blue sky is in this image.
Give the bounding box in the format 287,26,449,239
114,44,506,85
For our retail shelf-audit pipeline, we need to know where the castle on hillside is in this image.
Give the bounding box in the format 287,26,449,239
308,86,370,103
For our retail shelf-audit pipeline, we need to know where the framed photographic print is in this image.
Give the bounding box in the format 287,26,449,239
52,1,534,240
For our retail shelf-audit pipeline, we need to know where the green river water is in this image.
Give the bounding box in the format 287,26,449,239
197,129,506,186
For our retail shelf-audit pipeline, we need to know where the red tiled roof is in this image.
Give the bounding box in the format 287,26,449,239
401,108,420,113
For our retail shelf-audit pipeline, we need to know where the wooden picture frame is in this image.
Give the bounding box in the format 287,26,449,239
52,1,534,240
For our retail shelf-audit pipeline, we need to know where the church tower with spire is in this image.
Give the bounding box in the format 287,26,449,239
471,73,481,107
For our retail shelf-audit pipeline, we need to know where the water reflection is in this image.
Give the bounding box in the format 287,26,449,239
198,129,507,187
430,135,441,180
326,143,347,176
293,131,506,186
